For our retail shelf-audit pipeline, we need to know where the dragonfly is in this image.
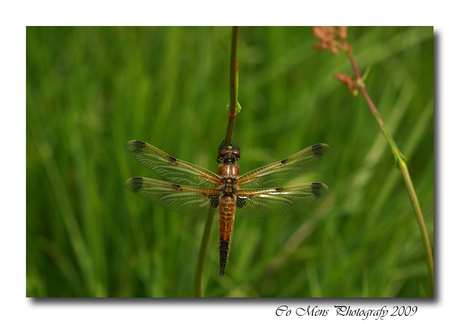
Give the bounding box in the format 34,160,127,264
125,140,329,275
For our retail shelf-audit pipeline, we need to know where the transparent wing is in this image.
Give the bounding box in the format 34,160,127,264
125,177,219,218
126,140,220,188
235,182,328,219
238,143,329,189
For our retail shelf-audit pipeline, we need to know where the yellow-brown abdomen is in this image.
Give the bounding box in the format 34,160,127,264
218,195,236,275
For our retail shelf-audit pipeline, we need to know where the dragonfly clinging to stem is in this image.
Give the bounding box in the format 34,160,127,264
125,140,329,275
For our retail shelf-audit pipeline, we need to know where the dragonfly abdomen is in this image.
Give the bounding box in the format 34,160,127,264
218,195,236,276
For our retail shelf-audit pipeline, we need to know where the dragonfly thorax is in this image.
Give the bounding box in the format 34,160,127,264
219,164,239,178
219,163,239,196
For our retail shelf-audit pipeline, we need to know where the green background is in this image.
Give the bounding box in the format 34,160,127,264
26,26,434,297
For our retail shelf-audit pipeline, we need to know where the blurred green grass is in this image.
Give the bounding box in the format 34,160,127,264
26,26,433,297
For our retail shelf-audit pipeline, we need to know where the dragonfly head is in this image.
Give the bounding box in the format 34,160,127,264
217,146,240,164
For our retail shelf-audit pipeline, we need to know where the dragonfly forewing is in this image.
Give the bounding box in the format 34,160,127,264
127,140,220,188
238,143,329,189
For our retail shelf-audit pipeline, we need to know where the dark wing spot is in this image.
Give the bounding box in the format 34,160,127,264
280,158,289,165
168,155,177,163
131,140,146,153
129,178,144,192
210,196,220,208
275,187,284,192
172,183,182,190
311,143,329,157
236,196,246,208
311,182,326,198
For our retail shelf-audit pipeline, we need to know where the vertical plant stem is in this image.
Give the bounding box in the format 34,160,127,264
224,26,239,147
194,208,215,297
348,52,434,295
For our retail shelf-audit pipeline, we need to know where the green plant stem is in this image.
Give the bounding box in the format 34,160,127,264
347,52,434,295
194,208,215,297
223,26,239,147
